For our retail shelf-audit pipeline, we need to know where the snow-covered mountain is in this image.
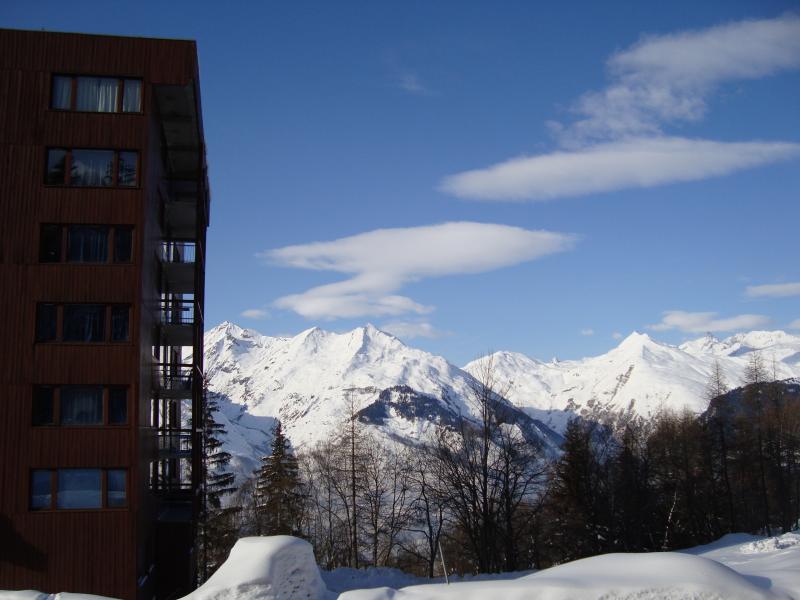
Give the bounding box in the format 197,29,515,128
463,330,800,433
204,322,559,480
204,323,800,480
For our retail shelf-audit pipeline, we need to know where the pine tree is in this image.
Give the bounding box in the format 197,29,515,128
254,421,305,536
197,382,238,582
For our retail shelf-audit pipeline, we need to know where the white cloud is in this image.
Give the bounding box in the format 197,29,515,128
240,308,269,320
648,310,769,333
745,282,800,298
580,328,595,336
382,321,447,340
562,15,800,143
611,332,623,340
261,222,576,320
439,137,799,201
440,15,800,201
789,319,800,330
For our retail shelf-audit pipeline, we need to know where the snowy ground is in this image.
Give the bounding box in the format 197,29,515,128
5,532,800,600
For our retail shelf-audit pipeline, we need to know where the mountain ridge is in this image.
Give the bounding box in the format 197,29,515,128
204,323,800,481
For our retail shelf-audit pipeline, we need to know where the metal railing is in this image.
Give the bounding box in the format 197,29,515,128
158,241,196,264
157,429,193,455
153,363,194,392
159,299,196,326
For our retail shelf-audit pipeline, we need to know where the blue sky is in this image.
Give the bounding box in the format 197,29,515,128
4,1,799,365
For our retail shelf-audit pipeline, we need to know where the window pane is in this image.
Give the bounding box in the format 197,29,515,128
111,306,130,342
51,76,72,110
35,303,57,342
39,224,62,262
122,80,141,113
108,387,128,425
75,77,118,112
107,469,127,507
67,226,108,263
114,226,133,263
31,470,52,510
57,469,101,509
118,151,138,187
63,304,105,342
33,387,55,426
70,149,114,187
60,387,103,425
45,149,67,185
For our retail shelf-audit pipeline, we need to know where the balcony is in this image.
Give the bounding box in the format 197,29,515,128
159,299,198,346
153,363,194,399
158,428,193,459
159,241,196,294
163,181,201,240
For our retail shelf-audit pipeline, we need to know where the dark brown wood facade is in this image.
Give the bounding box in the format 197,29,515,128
0,29,209,600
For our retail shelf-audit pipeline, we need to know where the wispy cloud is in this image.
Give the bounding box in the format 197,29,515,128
440,15,800,201
648,310,769,333
382,320,448,340
397,71,433,96
611,332,623,340
559,14,800,144
241,308,269,320
745,282,800,298
439,137,799,201
261,222,576,320
789,319,800,330
580,328,595,336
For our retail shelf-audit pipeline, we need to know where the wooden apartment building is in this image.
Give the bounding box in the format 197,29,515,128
0,29,210,599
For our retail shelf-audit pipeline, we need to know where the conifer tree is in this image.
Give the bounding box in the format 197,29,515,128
255,421,306,536
197,383,238,582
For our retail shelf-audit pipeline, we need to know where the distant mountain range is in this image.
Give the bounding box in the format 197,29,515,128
204,322,800,481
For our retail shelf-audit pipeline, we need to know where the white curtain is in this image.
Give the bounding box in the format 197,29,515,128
76,76,118,112
122,79,141,112
51,76,72,109
60,387,103,425
70,149,114,186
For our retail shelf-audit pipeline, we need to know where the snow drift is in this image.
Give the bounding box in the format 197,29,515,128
183,536,326,600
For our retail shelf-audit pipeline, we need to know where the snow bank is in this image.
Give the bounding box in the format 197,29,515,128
338,552,778,600
183,536,326,600
739,532,800,554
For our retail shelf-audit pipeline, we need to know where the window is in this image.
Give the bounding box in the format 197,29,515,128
39,224,133,264
63,304,105,342
118,152,138,187
39,224,62,262
108,387,128,425
36,304,131,344
31,470,53,510
107,470,127,508
35,303,57,342
114,226,133,263
60,387,103,425
31,469,127,510
70,149,114,187
50,75,142,113
32,386,55,426
32,385,129,426
67,226,108,262
45,148,67,185
111,306,130,342
57,469,102,509
45,148,138,187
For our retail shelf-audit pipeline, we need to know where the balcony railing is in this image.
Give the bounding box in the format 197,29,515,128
159,241,196,264
153,363,194,398
160,299,196,326
158,428,193,457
